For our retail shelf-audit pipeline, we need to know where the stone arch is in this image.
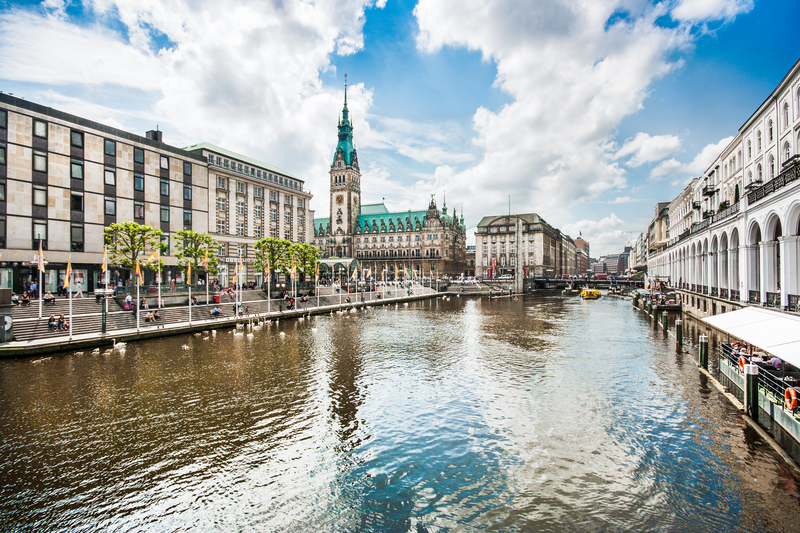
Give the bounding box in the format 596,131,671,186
711,234,719,291
719,232,729,291
764,211,783,294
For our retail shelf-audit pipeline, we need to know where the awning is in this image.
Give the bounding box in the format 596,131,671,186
318,258,359,273
702,307,800,368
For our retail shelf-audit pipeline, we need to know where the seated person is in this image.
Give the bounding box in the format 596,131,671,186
57,314,68,330
766,355,782,369
141,298,149,310
345,296,351,303
11,293,19,306
144,311,155,322
191,296,198,306
44,291,56,305
48,315,58,331
152,310,162,321
211,307,221,316
21,291,31,306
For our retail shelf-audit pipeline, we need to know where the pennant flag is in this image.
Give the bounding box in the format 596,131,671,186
351,268,357,280
233,262,238,283
290,256,296,280
366,267,371,278
146,249,159,264
135,260,142,286
202,250,209,270
187,264,192,284
64,256,72,289
314,261,319,282
101,246,108,272
38,241,45,272
265,257,270,277
395,265,399,279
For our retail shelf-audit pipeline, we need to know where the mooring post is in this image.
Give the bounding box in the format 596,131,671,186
675,319,683,345
744,363,759,423
662,311,668,331
699,334,708,370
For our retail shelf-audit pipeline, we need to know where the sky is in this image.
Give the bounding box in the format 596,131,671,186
1,0,799,256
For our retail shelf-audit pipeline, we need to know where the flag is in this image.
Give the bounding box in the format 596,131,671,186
351,268,357,280
202,250,208,270
406,267,412,279
314,261,319,282
101,246,108,272
265,257,270,278
135,260,142,286
233,263,238,284
366,267,371,278
38,241,45,272
64,256,72,289
290,256,296,280
187,264,192,284
395,265,399,279
146,249,159,264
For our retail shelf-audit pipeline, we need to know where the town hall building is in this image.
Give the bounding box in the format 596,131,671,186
313,82,467,279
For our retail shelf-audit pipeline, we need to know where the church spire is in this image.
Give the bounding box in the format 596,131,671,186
333,74,356,168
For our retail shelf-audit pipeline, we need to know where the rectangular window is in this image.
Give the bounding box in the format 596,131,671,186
33,120,47,138
104,139,115,156
218,243,226,257
161,235,170,256
0,216,5,247
238,163,243,172
70,130,83,147
33,186,47,206
216,157,221,165
183,185,192,200
105,197,116,215
160,206,169,222
285,229,291,240
270,227,278,238
0,110,5,128
71,225,84,252
298,214,304,226
237,223,245,236
183,209,192,226
134,202,144,220
217,220,227,234
217,197,227,212
237,201,245,215
284,194,292,205
257,170,262,178
244,165,249,175
285,212,291,224
254,226,262,239
224,160,229,169
0,144,5,165
183,161,192,176
160,178,169,196
134,173,144,191
237,244,246,258
70,159,83,179
104,167,116,186
254,186,262,198
254,205,262,218
217,177,226,190
134,147,144,164
33,151,47,172
237,182,245,194
297,198,304,209
270,208,277,221
0,179,5,201
270,191,277,202
33,219,47,244
160,155,169,169
70,192,83,212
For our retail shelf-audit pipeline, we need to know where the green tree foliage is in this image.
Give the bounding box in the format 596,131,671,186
103,221,164,273
290,243,319,278
174,230,219,282
253,237,292,278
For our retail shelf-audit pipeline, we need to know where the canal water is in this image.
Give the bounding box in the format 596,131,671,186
1,295,799,532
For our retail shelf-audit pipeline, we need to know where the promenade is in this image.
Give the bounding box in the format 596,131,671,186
0,284,438,358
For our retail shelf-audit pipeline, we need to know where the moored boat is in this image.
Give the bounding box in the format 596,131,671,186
581,287,601,299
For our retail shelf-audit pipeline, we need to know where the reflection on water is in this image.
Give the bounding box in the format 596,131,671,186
1,296,799,532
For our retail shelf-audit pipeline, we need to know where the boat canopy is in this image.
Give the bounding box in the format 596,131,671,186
318,257,359,273
702,307,800,369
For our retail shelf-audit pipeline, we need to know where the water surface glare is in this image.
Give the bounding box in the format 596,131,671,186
1,296,799,532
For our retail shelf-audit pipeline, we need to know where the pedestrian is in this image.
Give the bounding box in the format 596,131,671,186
48,315,57,331
74,280,84,298
57,314,69,330
57,277,64,296
30,280,37,300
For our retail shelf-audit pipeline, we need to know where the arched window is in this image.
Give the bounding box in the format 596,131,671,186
747,140,752,160
784,102,790,130
747,169,752,184
769,120,774,142
784,141,791,162
769,155,775,180
757,131,762,151
757,164,763,181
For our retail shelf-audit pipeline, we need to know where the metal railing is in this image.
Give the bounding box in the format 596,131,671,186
702,285,708,294
730,289,740,301
711,287,718,297
790,294,800,313
712,202,740,224
766,291,780,308
720,288,728,299
746,158,799,205
749,290,760,304
719,341,800,422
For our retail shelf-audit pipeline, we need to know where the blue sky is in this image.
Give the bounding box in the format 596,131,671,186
1,0,799,255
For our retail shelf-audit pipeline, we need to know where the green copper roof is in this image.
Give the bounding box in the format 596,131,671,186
360,203,390,216
334,83,356,166
182,142,296,179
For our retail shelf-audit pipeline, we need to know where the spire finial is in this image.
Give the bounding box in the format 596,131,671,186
344,73,348,105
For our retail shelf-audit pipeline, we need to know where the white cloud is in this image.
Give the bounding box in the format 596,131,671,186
649,136,733,179
614,132,682,167
609,196,633,204
561,213,636,256
671,0,753,22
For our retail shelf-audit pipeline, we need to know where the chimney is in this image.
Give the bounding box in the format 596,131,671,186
146,128,162,142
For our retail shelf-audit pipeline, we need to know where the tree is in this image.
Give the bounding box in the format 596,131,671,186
104,221,164,276
290,243,320,281
174,230,219,283
254,237,292,282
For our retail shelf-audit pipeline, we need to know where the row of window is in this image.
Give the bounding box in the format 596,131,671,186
216,177,305,207
209,154,302,191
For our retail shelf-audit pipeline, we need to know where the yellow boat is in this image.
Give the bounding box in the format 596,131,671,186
581,287,601,299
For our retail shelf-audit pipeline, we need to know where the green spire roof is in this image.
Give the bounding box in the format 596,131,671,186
334,75,355,166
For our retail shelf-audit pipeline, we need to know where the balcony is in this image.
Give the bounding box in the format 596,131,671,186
711,202,740,225
692,201,701,210
711,287,718,297
789,294,800,312
747,157,799,205
749,290,760,304
702,184,718,197
720,288,728,299
702,210,714,220
766,292,781,308
730,289,740,301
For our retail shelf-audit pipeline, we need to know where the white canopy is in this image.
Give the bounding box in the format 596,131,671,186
702,307,800,369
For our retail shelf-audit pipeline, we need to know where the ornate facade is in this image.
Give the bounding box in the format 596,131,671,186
313,84,467,278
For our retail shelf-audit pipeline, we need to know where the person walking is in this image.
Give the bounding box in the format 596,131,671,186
74,280,84,298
